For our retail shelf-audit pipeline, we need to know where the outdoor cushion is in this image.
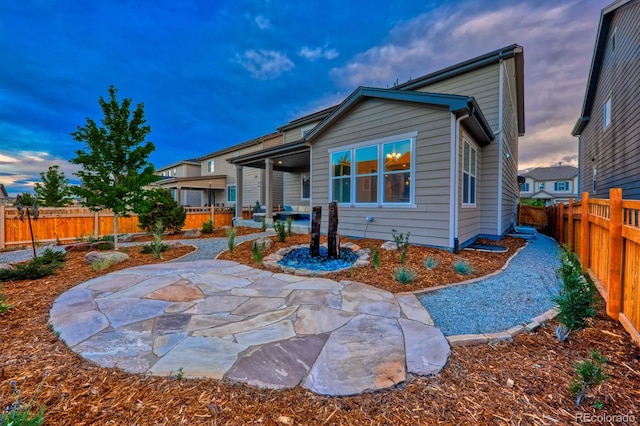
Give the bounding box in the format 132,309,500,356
284,205,293,211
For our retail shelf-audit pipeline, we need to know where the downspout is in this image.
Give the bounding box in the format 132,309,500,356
496,59,505,236
450,111,470,253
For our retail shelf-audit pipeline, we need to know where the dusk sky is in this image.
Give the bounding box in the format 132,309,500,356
1,1,607,196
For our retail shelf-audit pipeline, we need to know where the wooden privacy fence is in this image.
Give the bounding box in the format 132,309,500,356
518,204,548,228
0,205,234,249
546,188,640,346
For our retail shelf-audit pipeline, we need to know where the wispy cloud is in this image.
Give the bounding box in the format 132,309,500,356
235,50,295,79
0,150,79,196
299,46,339,61
329,0,601,167
254,15,271,30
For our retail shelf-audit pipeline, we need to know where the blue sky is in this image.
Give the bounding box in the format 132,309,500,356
0,0,606,196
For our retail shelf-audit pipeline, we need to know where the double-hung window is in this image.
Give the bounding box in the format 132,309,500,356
603,96,612,129
301,175,310,200
554,181,569,192
519,182,529,192
329,133,414,206
207,160,215,173
462,140,477,206
227,185,236,202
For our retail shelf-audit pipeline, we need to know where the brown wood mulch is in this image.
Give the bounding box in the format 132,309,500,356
0,230,639,425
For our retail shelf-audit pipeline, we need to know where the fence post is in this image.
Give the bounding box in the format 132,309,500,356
567,198,574,250
580,192,590,272
607,188,623,320
0,204,5,250
94,211,99,239
558,203,565,244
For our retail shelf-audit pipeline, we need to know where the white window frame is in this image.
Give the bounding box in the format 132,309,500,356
328,132,416,208
226,185,236,203
462,139,477,207
300,175,310,200
207,160,215,173
592,168,597,193
539,182,545,190
301,124,315,138
603,96,612,129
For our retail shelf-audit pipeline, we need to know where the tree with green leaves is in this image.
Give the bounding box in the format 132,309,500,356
138,188,186,234
34,165,72,207
70,85,158,249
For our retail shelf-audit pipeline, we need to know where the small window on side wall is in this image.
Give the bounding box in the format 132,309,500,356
207,160,215,173
462,140,477,206
227,185,236,202
603,96,612,129
592,168,597,193
301,175,310,200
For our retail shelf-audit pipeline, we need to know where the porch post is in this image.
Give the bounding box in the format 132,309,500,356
265,158,273,221
235,165,243,222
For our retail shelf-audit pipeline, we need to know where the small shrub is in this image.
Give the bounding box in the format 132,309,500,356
148,220,165,259
0,287,10,314
175,367,185,380
201,219,214,234
391,229,410,264
0,250,66,282
34,248,67,267
1,372,49,426
251,240,266,265
371,247,380,271
394,267,416,284
138,188,186,234
552,245,598,331
570,350,607,406
252,200,261,213
226,227,237,253
453,259,473,275
140,243,168,254
260,216,267,232
424,256,439,270
286,216,294,236
273,220,287,242
91,259,112,271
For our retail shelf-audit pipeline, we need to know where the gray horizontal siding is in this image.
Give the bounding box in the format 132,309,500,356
579,1,640,199
311,98,453,248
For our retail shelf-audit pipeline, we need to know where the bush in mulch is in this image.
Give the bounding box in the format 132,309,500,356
0,249,67,282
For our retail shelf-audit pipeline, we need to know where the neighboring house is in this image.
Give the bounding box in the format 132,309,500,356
230,44,525,251
154,132,284,209
519,165,579,205
572,0,640,199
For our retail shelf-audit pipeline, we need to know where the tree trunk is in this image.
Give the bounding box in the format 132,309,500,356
113,213,119,250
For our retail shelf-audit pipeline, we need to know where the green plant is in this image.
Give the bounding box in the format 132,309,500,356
0,287,11,314
260,216,267,232
251,240,267,265
1,372,49,426
570,350,607,406
138,188,187,234
453,259,473,275
252,200,261,213
391,229,410,264
552,246,597,331
34,164,73,207
226,227,237,253
371,247,380,271
424,256,439,270
175,367,184,380
286,216,294,236
148,220,165,259
201,219,214,234
91,259,112,271
0,250,66,282
273,220,287,242
394,267,416,284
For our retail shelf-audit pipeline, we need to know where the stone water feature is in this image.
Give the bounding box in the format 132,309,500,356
263,202,370,276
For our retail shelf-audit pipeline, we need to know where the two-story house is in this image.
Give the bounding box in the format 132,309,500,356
519,165,579,205
572,0,640,199
229,44,525,251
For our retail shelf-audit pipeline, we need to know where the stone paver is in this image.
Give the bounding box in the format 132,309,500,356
50,259,450,396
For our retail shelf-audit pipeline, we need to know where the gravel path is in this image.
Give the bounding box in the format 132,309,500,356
168,231,275,262
417,233,561,336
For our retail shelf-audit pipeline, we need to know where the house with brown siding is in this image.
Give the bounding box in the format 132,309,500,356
572,0,640,199
230,44,525,251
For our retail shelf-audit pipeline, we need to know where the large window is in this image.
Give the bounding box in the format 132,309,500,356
554,181,569,192
329,134,414,206
462,140,477,206
227,185,236,202
301,175,310,200
603,96,612,129
331,151,351,203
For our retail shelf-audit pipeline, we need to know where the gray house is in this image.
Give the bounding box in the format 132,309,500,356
519,165,579,206
572,0,640,199
231,44,525,251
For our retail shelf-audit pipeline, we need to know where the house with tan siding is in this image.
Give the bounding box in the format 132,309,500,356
572,0,640,199
519,165,579,206
230,44,525,251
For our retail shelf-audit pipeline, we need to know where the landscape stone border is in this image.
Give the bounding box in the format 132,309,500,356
262,242,370,277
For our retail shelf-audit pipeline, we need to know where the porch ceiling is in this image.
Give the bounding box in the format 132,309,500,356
228,140,310,173
154,175,227,190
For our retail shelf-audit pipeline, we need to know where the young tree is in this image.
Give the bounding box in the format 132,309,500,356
70,85,158,249
34,165,72,207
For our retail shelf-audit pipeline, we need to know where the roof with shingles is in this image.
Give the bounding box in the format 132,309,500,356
522,166,578,181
